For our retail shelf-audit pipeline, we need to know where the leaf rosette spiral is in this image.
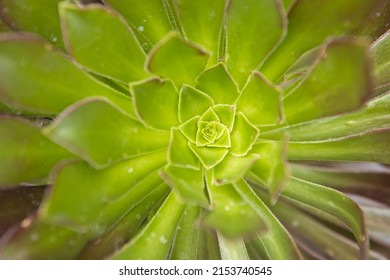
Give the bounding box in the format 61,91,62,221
0,0,389,260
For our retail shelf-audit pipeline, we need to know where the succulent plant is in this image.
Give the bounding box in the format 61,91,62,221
0,0,389,260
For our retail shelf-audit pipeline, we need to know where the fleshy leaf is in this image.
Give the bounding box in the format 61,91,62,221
188,143,228,170
281,177,368,258
179,116,199,143
213,154,260,186
283,39,371,124
45,98,170,168
288,128,390,165
226,0,286,86
60,3,149,83
170,205,203,260
196,121,230,148
230,112,259,156
0,0,64,48
213,104,236,131
236,71,282,126
147,33,210,86
104,0,172,51
249,136,290,201
0,35,133,116
112,191,186,260
39,151,166,229
195,63,240,104
262,92,390,141
203,175,266,238
217,233,249,260
173,0,226,65
199,107,220,122
168,128,199,169
178,85,214,123
0,118,72,186
131,78,180,130
260,0,382,82
371,30,390,95
234,180,302,259
161,165,208,206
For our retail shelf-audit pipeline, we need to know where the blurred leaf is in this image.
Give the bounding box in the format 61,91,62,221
161,165,208,206
195,63,240,104
60,3,149,83
178,85,214,123
234,179,302,259
170,205,203,260
371,30,390,95
0,118,72,186
230,112,259,156
39,151,166,230
236,71,283,126
250,136,290,201
0,220,88,259
282,0,297,11
281,177,368,258
291,164,390,206
226,0,286,87
283,39,371,125
131,78,180,130
260,0,382,82
0,35,133,116
213,153,260,186
217,232,249,260
0,186,45,236
104,0,172,51
147,33,210,86
112,191,185,260
174,0,226,65
45,99,170,168
203,174,266,238
355,1,390,41
288,128,390,164
363,206,390,248
78,183,169,259
0,0,64,48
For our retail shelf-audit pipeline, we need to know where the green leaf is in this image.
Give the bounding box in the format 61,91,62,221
283,39,371,125
260,0,382,82
178,85,214,123
60,3,149,83
195,63,240,104
131,78,180,130
188,143,228,170
217,233,249,260
147,33,210,86
213,104,236,131
0,35,133,116
236,71,282,126
196,121,230,148
179,116,199,143
288,128,390,164
0,220,88,260
0,0,64,48
161,165,208,206
45,98,170,168
282,0,297,11
230,112,259,156
173,0,226,65
104,0,173,51
371,30,390,95
0,118,72,186
234,180,302,259
39,151,166,230
168,128,199,169
79,185,168,259
281,177,368,258
199,107,220,122
226,0,286,87
263,92,390,141
203,174,266,238
249,136,290,201
213,154,260,186
112,191,186,260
